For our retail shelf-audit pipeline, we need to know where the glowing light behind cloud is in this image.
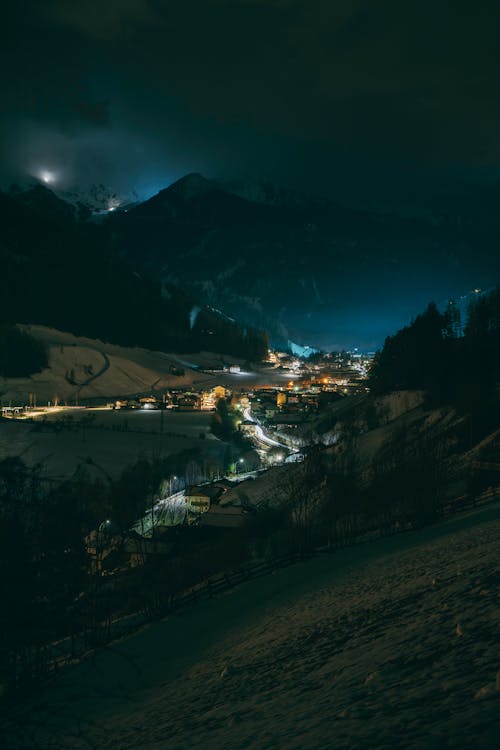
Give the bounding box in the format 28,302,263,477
39,170,56,184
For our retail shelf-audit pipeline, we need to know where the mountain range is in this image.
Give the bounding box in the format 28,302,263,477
106,173,500,348
0,184,268,361
4,173,500,350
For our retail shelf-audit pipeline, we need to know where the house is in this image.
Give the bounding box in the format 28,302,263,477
240,419,257,435
277,391,287,407
139,396,160,409
175,393,199,410
185,482,229,515
271,415,305,429
199,390,217,410
207,483,228,499
185,486,212,513
213,385,230,400
199,505,248,528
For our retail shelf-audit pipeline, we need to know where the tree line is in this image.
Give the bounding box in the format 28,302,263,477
0,448,210,694
368,288,500,407
0,324,48,377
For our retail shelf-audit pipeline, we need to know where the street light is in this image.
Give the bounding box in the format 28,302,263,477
169,475,178,495
96,519,113,574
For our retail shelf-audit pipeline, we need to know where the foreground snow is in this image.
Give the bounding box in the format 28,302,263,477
5,504,500,749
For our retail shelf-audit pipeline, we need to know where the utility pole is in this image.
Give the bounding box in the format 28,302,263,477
159,407,164,455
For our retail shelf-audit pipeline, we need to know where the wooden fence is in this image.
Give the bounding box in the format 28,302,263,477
4,485,500,695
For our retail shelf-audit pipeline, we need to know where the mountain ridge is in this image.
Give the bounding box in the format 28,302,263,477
106,173,499,348
4,174,500,349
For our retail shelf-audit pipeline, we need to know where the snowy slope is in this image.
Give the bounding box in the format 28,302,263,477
6,503,500,749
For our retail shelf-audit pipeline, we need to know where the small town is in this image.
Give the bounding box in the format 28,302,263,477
1,347,373,559
0,351,373,544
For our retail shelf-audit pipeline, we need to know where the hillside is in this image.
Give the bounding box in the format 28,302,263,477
0,187,268,360
5,503,499,749
0,325,292,405
5,176,500,350
107,173,500,348
228,388,498,523
0,326,292,478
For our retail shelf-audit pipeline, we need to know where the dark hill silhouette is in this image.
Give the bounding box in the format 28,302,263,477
106,173,499,347
4,175,500,350
0,188,268,360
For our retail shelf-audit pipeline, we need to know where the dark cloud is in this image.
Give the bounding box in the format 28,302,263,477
50,0,157,40
71,99,110,126
1,0,500,199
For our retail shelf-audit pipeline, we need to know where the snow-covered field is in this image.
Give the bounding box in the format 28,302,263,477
0,323,293,477
5,504,499,749
0,325,292,404
0,411,221,478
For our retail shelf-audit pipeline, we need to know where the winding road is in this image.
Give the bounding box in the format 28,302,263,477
242,404,296,452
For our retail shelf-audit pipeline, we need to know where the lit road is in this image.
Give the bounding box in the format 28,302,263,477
242,405,295,452
133,490,188,535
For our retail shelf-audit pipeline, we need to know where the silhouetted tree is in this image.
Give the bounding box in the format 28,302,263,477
369,302,449,396
0,325,48,377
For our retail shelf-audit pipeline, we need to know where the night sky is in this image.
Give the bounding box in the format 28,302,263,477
2,1,500,202
2,1,500,347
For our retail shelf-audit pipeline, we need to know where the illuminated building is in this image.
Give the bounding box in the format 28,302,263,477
200,390,216,410
277,391,287,407
213,385,229,400
185,487,211,514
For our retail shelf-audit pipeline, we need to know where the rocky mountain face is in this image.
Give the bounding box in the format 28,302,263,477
0,185,268,359
58,183,139,215
9,181,139,219
107,173,499,348
5,173,500,349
